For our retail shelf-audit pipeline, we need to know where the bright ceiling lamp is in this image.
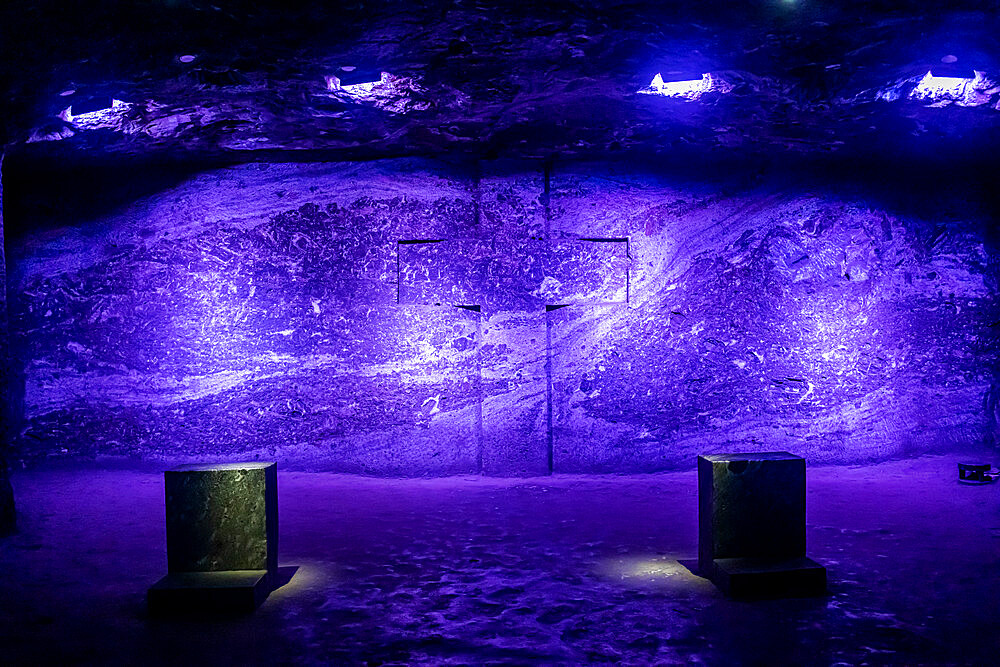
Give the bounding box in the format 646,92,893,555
58,97,134,130
322,68,431,114
908,70,998,107
325,69,388,95
638,72,731,100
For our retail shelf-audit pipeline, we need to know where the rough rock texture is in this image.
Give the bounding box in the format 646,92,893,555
6,158,998,472
5,2,1000,162
548,162,999,469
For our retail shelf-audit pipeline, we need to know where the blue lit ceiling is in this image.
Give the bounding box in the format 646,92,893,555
3,0,1000,162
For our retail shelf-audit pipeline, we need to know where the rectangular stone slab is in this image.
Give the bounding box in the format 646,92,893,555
147,570,271,615
711,557,827,598
165,462,277,573
698,452,805,569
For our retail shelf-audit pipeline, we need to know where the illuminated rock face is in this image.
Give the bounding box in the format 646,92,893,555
6,159,999,473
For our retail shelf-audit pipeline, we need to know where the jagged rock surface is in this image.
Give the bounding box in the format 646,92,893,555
7,159,997,471
4,2,1000,161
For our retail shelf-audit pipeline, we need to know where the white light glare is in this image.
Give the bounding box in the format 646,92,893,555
638,72,731,100
325,72,389,94
58,99,134,131
909,70,998,107
322,71,431,114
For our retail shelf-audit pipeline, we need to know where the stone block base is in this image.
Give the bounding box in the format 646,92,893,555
148,570,272,615
710,557,827,598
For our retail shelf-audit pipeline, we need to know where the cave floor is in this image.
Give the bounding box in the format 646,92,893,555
2,454,999,665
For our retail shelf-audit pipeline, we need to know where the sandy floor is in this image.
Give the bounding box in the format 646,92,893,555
1,454,999,665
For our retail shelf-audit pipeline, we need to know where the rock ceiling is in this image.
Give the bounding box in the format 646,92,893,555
2,0,1000,163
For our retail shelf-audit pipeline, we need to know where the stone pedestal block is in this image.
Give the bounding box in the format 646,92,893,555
148,571,271,616
164,462,278,573
711,557,827,598
149,462,278,615
697,452,825,597
698,452,805,567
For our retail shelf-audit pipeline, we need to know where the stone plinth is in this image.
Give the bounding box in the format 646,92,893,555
711,557,827,598
697,452,825,597
165,462,278,573
147,571,271,615
698,452,806,567
149,462,278,614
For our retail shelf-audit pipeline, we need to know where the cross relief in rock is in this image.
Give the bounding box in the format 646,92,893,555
396,237,630,474
397,237,629,310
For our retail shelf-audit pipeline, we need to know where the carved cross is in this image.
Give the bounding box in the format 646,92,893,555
397,237,630,473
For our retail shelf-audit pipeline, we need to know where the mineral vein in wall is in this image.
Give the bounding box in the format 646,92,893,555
7,160,997,472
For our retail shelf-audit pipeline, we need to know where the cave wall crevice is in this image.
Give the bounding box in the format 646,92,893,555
1,151,17,533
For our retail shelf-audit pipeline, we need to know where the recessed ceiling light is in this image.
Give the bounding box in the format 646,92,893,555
179,55,196,63
638,73,731,100
326,70,386,93
58,98,133,129
909,70,994,107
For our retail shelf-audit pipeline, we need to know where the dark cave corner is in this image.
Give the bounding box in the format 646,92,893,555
0,461,14,537
986,248,1000,455
0,150,14,536
987,370,1000,452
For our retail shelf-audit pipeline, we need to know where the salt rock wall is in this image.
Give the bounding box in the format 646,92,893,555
7,159,998,473
548,165,998,470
